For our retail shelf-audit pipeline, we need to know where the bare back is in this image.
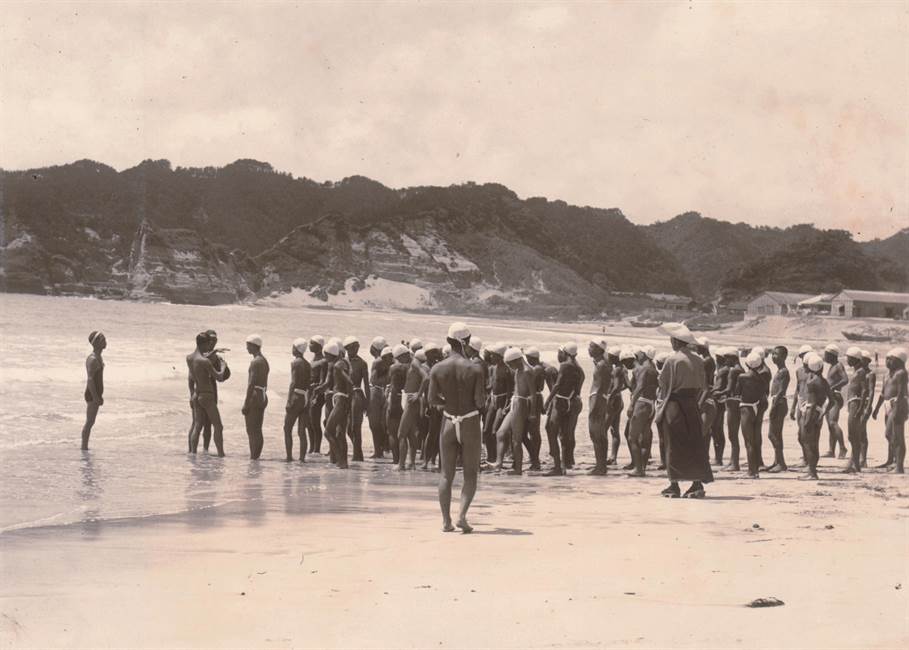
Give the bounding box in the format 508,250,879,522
429,354,485,416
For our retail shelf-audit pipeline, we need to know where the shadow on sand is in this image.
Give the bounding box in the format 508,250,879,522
473,527,533,536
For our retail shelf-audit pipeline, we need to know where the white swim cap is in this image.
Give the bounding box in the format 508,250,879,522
246,334,263,348
424,341,440,353
409,338,423,351
371,336,387,349
343,335,359,347
845,346,862,359
503,347,523,363
490,342,508,356
620,347,635,360
861,349,872,361
381,346,393,357
751,346,765,358
561,342,578,357
745,352,763,369
824,344,840,354
415,349,427,362
447,322,471,341
324,341,341,357
589,338,607,351
887,347,908,363
807,353,824,372
798,344,813,356
327,337,342,347
696,336,709,348
607,345,621,357
724,347,739,357
293,337,308,353
466,337,483,352
392,344,410,359
643,345,656,359
310,335,325,346
524,346,540,358
655,351,670,364
442,344,452,356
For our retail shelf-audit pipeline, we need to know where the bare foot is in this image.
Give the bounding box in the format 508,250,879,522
442,521,456,533
456,518,473,534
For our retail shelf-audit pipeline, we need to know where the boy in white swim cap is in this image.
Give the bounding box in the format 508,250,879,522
344,336,369,462
284,338,311,462
429,322,487,533
243,335,269,460
307,336,327,455
871,348,908,474
81,330,107,451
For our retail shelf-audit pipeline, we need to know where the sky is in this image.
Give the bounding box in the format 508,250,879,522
1,1,907,239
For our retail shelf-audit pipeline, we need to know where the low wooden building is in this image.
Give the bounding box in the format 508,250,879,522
829,290,909,319
746,291,815,317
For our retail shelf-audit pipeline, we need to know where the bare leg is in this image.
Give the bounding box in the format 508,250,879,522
457,418,482,532
81,401,100,450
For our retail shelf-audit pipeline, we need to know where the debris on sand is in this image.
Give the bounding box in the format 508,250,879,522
752,523,761,529
746,597,784,608
825,524,835,530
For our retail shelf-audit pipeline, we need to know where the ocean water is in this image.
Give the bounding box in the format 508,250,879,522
0,294,632,534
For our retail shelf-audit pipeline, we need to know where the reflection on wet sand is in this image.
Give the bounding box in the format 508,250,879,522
78,451,103,537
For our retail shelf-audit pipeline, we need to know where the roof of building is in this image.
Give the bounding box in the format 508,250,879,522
831,290,909,304
798,293,837,306
749,291,815,305
645,293,692,304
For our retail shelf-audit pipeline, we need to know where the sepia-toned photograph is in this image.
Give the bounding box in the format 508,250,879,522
1,2,907,648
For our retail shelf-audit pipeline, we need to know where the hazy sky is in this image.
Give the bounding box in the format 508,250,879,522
2,2,907,239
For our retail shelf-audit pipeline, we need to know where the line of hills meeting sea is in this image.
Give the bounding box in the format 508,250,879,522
1,158,906,318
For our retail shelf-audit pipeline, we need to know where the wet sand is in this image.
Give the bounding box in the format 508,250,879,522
2,452,907,649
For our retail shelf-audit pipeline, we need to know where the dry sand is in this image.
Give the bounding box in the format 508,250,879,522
2,452,907,649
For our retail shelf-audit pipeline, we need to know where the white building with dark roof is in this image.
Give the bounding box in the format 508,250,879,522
829,290,909,319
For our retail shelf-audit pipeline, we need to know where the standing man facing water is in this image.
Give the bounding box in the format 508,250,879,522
766,346,790,473
654,323,714,498
823,344,848,459
284,338,310,462
81,331,106,450
367,337,389,458
308,335,326,454
344,336,369,462
189,332,230,456
872,347,908,474
429,322,487,533
242,335,269,460
186,333,211,452
586,339,611,475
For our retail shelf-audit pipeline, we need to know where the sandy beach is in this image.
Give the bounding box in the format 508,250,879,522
2,453,907,649
1,295,907,648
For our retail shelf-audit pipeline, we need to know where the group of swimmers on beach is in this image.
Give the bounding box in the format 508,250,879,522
82,322,907,530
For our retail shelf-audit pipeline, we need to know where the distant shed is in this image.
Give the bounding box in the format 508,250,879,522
829,290,909,319
746,291,815,317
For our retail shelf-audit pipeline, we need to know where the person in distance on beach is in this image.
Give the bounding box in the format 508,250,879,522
586,338,611,476
860,349,875,468
186,332,212,452
823,344,848,459
843,347,867,473
653,351,670,469
490,347,533,474
81,331,106,450
522,347,545,471
710,345,728,466
308,335,326,454
872,347,908,474
484,343,513,464
604,346,627,466
627,346,659,477
189,332,229,456
386,344,410,466
344,336,369,462
765,346,790,473
542,342,582,476
735,352,765,479
653,322,713,498
420,342,445,471
800,352,829,480
284,338,311,462
366,336,389,458
695,337,719,467
619,347,637,470
321,340,353,468
723,348,744,471
751,347,772,469
242,335,269,460
429,322,487,533
396,344,428,470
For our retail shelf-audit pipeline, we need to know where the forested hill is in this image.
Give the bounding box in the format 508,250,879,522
0,159,687,312
645,213,907,299
1,159,905,309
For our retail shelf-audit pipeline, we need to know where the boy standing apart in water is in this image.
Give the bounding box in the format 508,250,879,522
81,331,106,450
243,334,269,460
